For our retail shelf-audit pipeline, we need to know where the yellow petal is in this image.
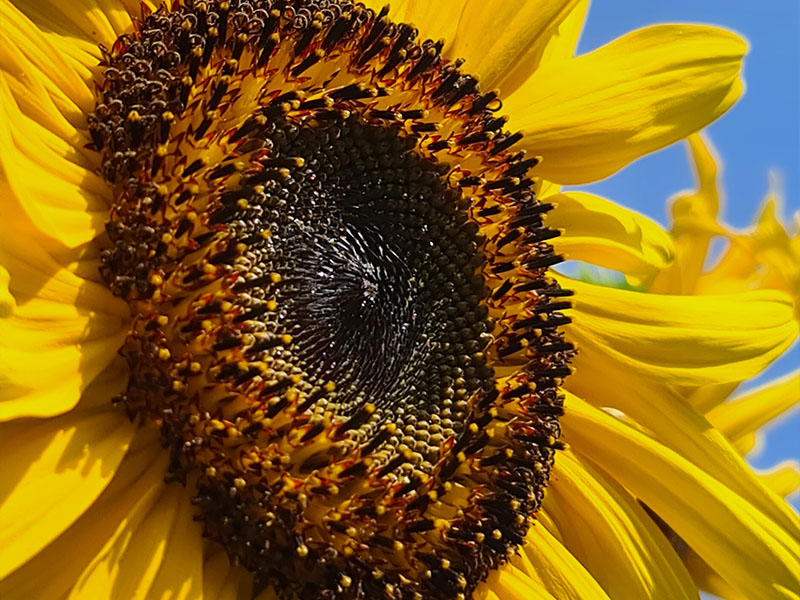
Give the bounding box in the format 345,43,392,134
203,550,253,600
760,462,800,500
536,0,589,63
401,0,465,51
707,370,800,443
684,547,748,600
547,191,675,283
563,393,800,599
650,133,724,294
516,520,611,600
0,408,135,579
0,1,95,120
0,427,164,600
445,0,581,94
505,25,746,184
69,474,202,600
474,565,558,600
0,74,109,251
543,451,696,600
566,353,800,540
561,275,798,387
0,251,128,420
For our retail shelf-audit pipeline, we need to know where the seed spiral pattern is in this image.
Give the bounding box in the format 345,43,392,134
91,1,575,598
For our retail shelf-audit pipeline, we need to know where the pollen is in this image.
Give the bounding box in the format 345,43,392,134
93,1,574,599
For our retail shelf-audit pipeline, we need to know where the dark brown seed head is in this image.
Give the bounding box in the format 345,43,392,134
93,2,575,599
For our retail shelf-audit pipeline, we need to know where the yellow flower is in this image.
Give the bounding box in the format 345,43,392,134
1,1,796,599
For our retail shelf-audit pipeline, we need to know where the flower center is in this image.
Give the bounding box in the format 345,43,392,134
91,1,574,598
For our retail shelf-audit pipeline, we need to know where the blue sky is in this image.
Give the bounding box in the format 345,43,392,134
571,1,800,509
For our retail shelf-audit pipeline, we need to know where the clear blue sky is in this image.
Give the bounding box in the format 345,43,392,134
572,1,800,509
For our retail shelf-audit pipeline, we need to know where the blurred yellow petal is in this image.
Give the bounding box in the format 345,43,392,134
563,393,800,599
505,25,745,184
760,462,800,500
0,409,135,579
445,0,581,94
543,451,696,600
651,133,724,294
547,191,675,283
203,550,253,600
562,276,797,387
708,371,800,443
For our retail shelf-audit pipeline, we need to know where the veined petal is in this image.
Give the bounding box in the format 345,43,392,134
0,1,95,121
707,370,800,443
516,518,611,600
0,408,135,579
0,75,109,251
547,191,675,282
0,427,164,600
561,275,798,387
0,249,128,420
68,473,201,600
566,354,800,539
534,0,588,63
563,393,800,599
504,25,746,184
542,451,697,600
445,0,581,95
474,566,558,600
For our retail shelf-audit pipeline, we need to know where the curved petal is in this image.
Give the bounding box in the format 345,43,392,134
561,276,798,387
542,451,697,600
68,472,202,600
760,462,800,500
0,427,164,600
707,370,800,443
0,408,135,579
563,393,800,599
547,191,675,283
566,351,800,540
505,25,746,184
0,260,128,420
444,0,581,94
516,519,611,600
651,133,724,294
474,565,559,600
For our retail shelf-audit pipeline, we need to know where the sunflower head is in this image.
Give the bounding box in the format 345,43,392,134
89,1,573,597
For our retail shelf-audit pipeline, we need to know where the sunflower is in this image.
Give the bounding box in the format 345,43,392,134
1,0,798,599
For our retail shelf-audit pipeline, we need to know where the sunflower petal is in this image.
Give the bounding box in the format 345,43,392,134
760,462,800,500
707,370,800,443
650,133,724,294
516,519,611,599
0,429,164,600
542,451,696,600
561,276,798,387
203,550,253,600
547,191,675,282
0,251,128,420
0,1,95,119
563,393,800,598
474,565,558,600
445,0,581,94
0,408,134,579
505,25,746,184
68,474,202,600
566,350,800,539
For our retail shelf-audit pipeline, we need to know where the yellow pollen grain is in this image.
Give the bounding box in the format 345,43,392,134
266,299,278,311
161,232,173,243
340,575,352,588
158,348,171,360
205,466,217,477
233,477,247,489
156,315,169,326
296,544,309,557
150,273,164,286
156,144,168,157
281,333,293,345
324,381,336,392
393,540,404,551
